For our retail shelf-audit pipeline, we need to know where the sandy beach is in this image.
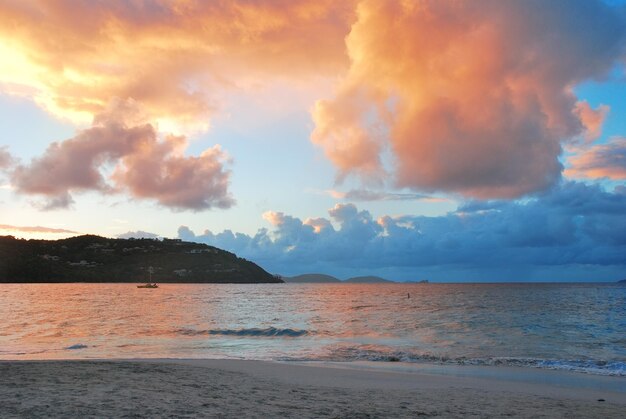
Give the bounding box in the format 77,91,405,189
0,359,623,418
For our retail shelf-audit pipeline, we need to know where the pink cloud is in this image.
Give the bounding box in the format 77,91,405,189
113,138,233,210
574,101,610,144
312,0,626,199
11,100,234,210
0,146,13,170
0,224,78,234
565,137,626,180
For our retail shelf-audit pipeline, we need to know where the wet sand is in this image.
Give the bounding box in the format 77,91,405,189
0,359,624,418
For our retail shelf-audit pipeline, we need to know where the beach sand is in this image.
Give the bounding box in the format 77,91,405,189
0,359,624,418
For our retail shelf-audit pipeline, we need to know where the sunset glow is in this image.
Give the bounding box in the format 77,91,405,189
1,0,626,281
2,4,626,416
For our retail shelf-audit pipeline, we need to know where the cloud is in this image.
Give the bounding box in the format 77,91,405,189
574,101,610,144
0,1,354,210
330,188,442,202
565,137,626,180
0,146,14,170
2,0,626,215
34,193,75,211
0,0,353,132
0,224,78,234
117,230,160,239
179,182,626,281
0,147,16,191
312,0,626,199
3,1,625,208
10,100,234,210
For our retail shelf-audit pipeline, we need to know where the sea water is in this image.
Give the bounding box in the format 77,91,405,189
0,283,624,376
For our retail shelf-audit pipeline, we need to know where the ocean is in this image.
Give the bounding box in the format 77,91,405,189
1,283,624,376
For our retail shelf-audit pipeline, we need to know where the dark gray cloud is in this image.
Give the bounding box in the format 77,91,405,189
179,182,626,282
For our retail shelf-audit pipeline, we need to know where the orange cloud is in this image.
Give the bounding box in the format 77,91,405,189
0,1,358,210
574,101,610,144
2,0,625,207
312,0,626,199
303,217,333,234
0,224,79,240
262,211,286,227
0,224,78,234
0,0,354,132
565,137,626,180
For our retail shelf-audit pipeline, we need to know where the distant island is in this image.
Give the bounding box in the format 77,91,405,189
284,274,342,283
283,273,418,283
0,235,281,283
618,279,626,283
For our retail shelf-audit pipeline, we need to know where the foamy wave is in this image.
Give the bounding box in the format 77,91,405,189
177,327,310,337
65,344,89,350
307,346,626,376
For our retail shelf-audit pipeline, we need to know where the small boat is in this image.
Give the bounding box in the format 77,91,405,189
137,267,158,288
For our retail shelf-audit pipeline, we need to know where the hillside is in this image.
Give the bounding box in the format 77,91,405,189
344,276,395,284
284,274,342,283
0,235,281,283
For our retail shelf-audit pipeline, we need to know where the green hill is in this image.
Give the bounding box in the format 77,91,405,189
0,235,281,284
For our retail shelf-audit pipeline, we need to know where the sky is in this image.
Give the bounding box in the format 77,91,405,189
1,0,626,282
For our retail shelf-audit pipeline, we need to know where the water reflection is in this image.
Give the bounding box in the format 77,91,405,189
0,283,624,375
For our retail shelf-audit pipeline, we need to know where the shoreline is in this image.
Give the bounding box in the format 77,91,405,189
144,358,626,400
1,358,624,417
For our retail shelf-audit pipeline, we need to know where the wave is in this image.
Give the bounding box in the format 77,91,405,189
65,343,88,350
176,327,310,338
295,346,626,376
